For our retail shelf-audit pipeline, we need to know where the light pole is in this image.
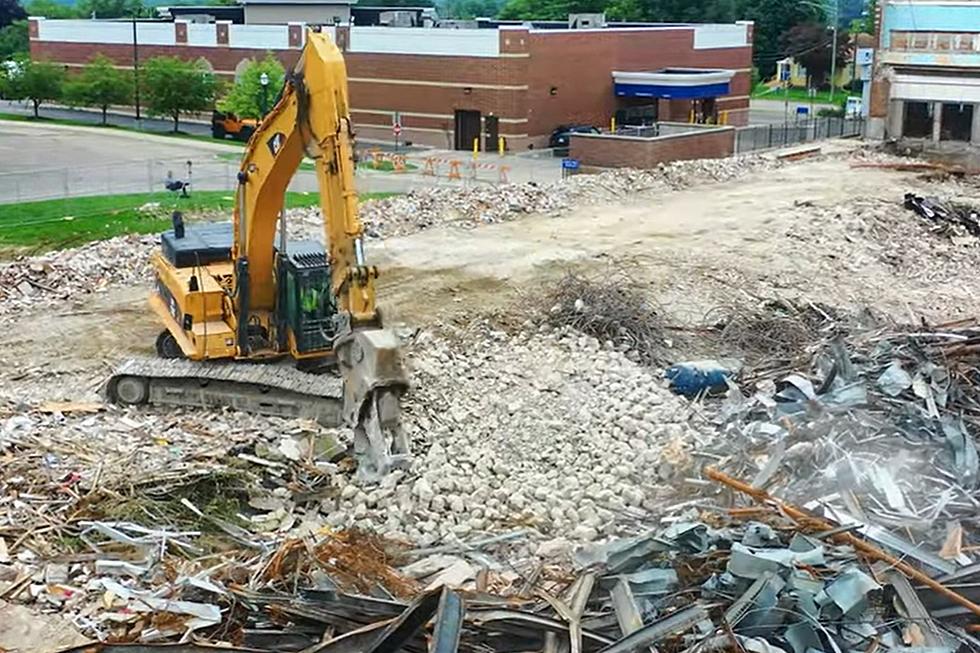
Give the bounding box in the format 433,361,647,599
259,72,269,118
829,0,839,103
799,0,840,102
132,12,141,122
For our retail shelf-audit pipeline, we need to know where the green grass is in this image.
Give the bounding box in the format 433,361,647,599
217,152,418,173
0,112,243,146
751,83,848,105
0,190,395,251
0,111,127,129
216,151,318,171
358,159,419,173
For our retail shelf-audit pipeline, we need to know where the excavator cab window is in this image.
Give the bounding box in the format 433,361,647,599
278,246,335,354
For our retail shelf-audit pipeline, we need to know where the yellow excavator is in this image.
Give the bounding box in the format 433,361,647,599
106,30,409,479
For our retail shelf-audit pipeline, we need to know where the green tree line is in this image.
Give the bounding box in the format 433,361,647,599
0,51,287,131
0,53,216,130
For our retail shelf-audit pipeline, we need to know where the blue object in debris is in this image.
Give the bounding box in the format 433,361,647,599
665,360,731,396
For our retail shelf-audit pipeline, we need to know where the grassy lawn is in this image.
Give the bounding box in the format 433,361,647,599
215,151,315,171
359,159,419,173
0,190,396,251
751,84,849,105
217,152,418,173
0,112,241,146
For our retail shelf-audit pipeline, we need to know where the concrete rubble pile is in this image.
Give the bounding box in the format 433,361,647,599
291,156,778,239
7,309,980,650
0,234,155,316
324,324,696,545
8,149,980,650
0,156,774,317
776,189,980,318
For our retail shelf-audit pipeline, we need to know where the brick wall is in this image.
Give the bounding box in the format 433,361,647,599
526,29,752,139
569,127,735,168
31,40,302,75
30,21,751,147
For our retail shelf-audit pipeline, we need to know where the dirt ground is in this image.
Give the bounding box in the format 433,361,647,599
2,140,978,403
379,140,980,333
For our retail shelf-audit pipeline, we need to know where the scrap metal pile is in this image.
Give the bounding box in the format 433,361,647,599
706,315,980,547
16,480,980,653
904,193,980,239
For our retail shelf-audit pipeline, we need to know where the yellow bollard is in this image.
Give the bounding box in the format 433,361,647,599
689,109,695,124
610,116,616,133
498,135,505,156
472,137,479,160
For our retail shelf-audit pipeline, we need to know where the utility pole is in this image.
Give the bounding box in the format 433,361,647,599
132,14,141,121
829,0,839,103
800,0,841,104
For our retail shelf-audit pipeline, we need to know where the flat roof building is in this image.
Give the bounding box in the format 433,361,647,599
868,0,980,143
29,17,754,150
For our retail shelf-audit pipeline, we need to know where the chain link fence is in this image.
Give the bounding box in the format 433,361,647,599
0,149,561,206
735,116,865,154
0,156,246,205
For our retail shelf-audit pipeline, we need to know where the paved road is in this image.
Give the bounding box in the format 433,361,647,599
1,99,213,136
0,120,560,203
0,100,427,154
749,98,836,125
0,120,272,202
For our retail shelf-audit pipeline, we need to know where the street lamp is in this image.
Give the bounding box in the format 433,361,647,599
259,72,270,118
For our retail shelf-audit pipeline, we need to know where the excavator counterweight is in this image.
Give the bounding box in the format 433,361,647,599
105,30,409,479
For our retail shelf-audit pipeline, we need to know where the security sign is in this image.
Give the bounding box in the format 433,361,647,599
393,123,402,136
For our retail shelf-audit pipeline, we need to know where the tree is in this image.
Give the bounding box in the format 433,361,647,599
0,0,26,29
218,52,284,119
77,0,146,19
0,17,27,59
850,0,875,34
443,0,504,19
6,56,64,116
25,0,81,18
739,0,822,78
359,0,433,6
142,56,215,132
498,0,604,21
779,21,851,88
64,53,131,124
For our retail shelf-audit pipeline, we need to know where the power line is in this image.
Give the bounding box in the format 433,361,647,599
754,37,835,63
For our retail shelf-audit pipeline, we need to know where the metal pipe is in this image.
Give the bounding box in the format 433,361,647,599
354,237,365,266
704,466,980,619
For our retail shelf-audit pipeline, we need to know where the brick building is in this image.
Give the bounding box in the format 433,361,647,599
868,0,980,142
29,17,753,149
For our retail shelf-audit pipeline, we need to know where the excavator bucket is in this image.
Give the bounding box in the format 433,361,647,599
334,328,411,480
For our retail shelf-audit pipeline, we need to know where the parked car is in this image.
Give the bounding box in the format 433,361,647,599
548,124,600,151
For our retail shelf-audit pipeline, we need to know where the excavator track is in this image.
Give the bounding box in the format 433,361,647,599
104,357,344,427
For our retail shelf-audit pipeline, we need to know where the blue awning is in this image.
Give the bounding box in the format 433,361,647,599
614,81,730,99
612,68,734,100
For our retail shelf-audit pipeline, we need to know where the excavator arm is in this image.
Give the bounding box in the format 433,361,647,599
233,31,375,333
233,30,409,479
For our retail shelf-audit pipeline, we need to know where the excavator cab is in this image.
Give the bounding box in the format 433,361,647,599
276,244,336,356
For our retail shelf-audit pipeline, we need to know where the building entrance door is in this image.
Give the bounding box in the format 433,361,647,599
454,109,481,150
484,115,499,151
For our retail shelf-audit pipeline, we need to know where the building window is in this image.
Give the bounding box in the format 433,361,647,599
941,103,973,141
903,101,932,139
